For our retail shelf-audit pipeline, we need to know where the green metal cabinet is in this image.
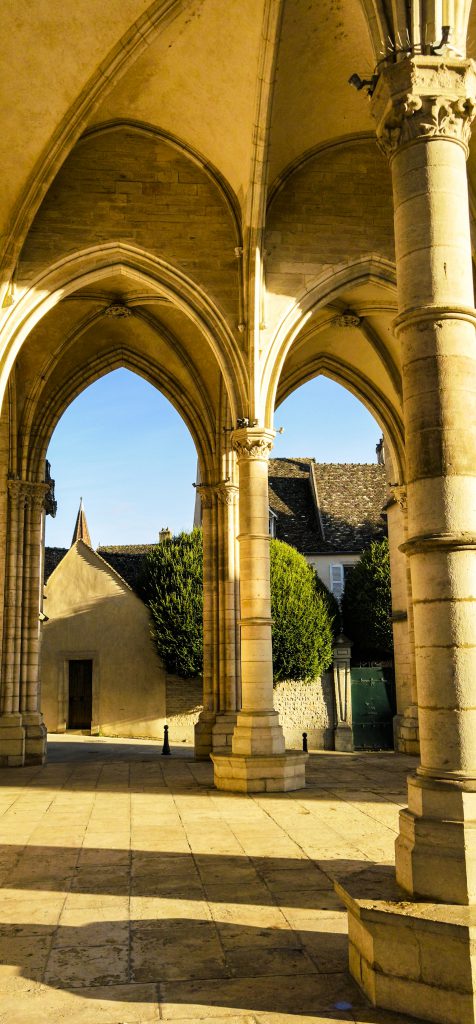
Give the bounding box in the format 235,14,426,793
350,667,396,750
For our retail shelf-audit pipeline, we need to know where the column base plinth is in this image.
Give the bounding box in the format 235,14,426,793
334,723,353,752
212,712,238,753
0,714,25,766
396,774,476,905
211,750,308,793
336,865,476,1024
194,711,216,760
231,710,286,756
22,712,47,765
394,704,420,756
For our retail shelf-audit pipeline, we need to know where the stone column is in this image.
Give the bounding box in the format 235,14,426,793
212,482,240,752
371,57,476,905
230,427,283,753
194,486,218,759
333,634,353,752
21,483,48,764
212,426,307,791
338,55,476,1024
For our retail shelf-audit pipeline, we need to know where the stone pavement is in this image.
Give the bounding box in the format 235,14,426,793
0,736,423,1024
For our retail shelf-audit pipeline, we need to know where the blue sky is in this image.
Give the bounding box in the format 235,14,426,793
45,369,381,548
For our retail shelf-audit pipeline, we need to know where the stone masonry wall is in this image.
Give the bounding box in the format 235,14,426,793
274,673,335,750
165,673,335,750
166,675,203,746
18,128,239,327
265,138,394,303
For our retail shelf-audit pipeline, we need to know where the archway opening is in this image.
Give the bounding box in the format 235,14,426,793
270,372,409,755
45,368,197,547
41,367,202,752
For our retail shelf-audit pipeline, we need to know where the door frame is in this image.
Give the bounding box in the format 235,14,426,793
57,650,100,733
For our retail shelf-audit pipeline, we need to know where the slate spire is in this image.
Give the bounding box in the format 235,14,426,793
71,497,92,547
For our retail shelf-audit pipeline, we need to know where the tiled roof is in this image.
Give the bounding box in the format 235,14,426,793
95,545,155,591
268,458,387,554
44,547,68,581
268,458,321,553
312,462,387,551
44,544,155,593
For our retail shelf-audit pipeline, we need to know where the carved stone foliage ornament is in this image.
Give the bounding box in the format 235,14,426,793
104,303,132,318
194,485,214,510
216,483,238,505
371,58,476,157
390,483,408,511
231,427,275,461
8,479,50,512
335,310,361,328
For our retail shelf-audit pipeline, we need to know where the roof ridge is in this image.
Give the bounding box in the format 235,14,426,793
76,539,133,592
309,462,325,542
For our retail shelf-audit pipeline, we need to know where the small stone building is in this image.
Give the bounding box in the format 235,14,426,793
41,510,167,738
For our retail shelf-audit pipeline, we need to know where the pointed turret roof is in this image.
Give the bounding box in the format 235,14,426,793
71,498,92,547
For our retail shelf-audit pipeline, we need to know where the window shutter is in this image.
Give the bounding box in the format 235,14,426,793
330,563,345,600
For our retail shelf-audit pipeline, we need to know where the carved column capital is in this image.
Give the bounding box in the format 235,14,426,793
390,482,408,511
231,427,275,461
7,479,26,506
371,58,476,158
8,479,50,512
26,482,50,513
195,485,214,510
216,483,239,506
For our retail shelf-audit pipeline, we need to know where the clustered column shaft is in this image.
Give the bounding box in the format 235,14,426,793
216,483,239,715
194,478,240,759
21,484,49,713
0,478,48,765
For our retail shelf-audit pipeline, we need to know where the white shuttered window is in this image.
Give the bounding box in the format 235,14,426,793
330,563,345,601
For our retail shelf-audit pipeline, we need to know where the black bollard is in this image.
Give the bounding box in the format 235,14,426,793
162,724,171,755
302,731,308,753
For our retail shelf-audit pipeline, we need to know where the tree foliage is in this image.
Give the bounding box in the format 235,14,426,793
140,530,335,682
139,528,203,677
314,571,341,639
270,538,334,681
341,538,393,661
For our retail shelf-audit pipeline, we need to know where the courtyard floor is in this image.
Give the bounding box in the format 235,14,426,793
0,736,423,1024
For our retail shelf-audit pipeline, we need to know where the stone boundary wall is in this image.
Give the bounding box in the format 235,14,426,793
274,673,335,750
165,673,335,750
166,675,203,746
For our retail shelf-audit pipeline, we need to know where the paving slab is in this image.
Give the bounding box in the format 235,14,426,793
0,737,424,1023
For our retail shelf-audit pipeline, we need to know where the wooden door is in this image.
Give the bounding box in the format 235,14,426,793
68,659,93,729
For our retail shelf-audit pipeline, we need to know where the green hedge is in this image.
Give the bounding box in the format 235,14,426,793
140,530,336,681
270,538,335,681
341,538,393,661
139,528,203,678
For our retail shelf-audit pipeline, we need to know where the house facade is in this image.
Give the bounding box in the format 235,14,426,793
42,537,167,739
268,458,388,601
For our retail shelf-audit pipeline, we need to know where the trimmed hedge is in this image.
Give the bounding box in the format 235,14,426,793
141,530,336,682
139,528,203,678
341,538,393,661
270,539,334,681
